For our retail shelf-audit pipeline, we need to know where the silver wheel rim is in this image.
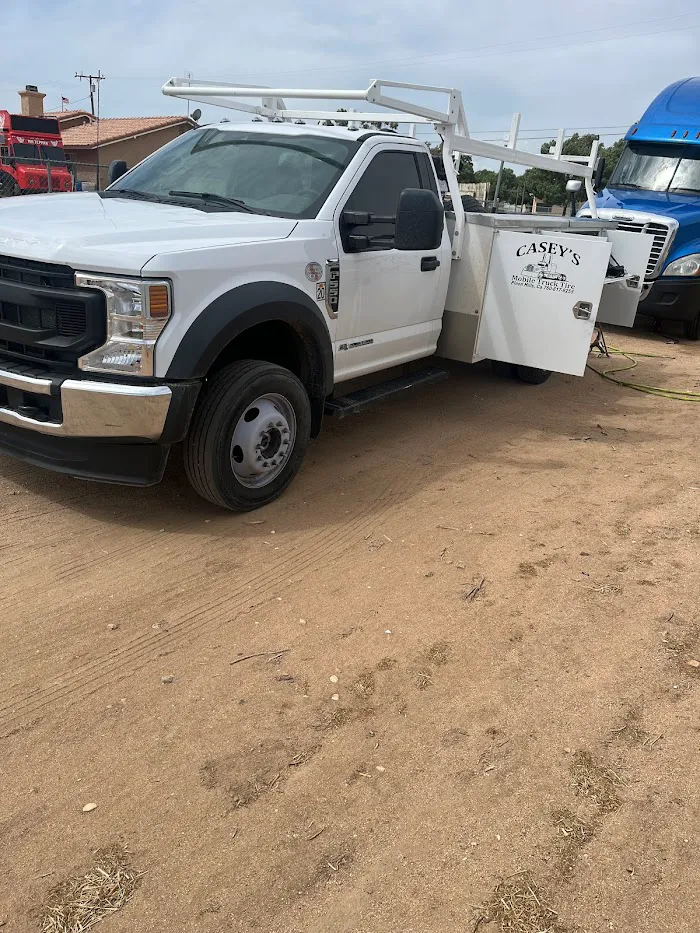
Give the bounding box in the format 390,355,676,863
230,393,297,489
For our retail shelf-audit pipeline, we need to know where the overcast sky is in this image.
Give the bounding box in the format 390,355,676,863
1,0,699,160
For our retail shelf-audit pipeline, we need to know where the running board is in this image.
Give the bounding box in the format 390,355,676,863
324,366,448,419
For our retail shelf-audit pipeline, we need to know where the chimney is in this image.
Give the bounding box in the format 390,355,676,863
18,85,45,117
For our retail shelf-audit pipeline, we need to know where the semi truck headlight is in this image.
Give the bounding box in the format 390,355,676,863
663,254,700,277
75,274,171,376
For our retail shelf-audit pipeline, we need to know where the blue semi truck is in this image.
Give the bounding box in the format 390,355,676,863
581,77,700,338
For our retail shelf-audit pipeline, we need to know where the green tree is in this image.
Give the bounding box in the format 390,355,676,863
519,134,627,206
430,143,475,183
601,138,625,186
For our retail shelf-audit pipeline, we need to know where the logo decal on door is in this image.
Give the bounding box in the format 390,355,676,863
338,339,374,351
511,241,579,294
316,282,326,300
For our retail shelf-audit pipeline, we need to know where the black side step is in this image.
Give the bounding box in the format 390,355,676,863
324,365,448,419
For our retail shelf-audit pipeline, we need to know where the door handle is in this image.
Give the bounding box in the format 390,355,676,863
421,256,440,272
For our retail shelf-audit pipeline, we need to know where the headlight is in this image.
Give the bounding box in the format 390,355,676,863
75,274,171,376
663,254,700,277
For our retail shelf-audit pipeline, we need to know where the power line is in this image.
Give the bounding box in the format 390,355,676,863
99,9,700,84
239,9,700,78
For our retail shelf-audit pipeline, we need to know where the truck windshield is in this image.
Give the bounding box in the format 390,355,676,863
12,143,40,161
610,142,700,195
107,127,358,218
41,147,67,163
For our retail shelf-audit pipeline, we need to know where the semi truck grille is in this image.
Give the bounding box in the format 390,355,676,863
0,255,105,371
584,210,679,279
611,220,673,278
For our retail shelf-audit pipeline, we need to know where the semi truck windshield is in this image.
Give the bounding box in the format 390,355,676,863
610,142,700,195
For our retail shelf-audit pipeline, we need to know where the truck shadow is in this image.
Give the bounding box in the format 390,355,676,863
1,336,681,536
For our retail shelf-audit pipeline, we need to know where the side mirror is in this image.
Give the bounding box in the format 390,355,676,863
566,179,582,194
107,159,128,185
394,188,444,251
593,157,606,191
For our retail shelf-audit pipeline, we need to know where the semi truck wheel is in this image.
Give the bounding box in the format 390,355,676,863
683,315,700,341
184,360,311,511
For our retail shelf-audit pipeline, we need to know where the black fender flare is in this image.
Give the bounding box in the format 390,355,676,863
165,282,334,401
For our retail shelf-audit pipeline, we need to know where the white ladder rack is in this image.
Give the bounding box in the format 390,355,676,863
162,77,601,259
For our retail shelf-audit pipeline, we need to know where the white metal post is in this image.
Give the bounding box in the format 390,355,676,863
440,124,465,259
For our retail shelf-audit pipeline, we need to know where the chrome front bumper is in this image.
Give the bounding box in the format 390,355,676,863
0,367,172,440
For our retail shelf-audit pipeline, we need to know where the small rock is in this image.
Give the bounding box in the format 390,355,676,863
107,623,118,631
329,675,339,684
687,659,700,668
161,675,174,684
82,803,97,813
384,629,392,635
456,562,466,570
423,571,434,578
298,618,307,625
376,765,385,773
331,694,340,701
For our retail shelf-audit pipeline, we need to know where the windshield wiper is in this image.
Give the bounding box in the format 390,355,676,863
168,190,261,213
101,188,170,203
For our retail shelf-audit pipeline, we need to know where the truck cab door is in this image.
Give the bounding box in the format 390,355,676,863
475,229,612,377
333,147,451,383
595,229,653,328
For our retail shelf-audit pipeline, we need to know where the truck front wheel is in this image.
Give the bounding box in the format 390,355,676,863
184,360,311,511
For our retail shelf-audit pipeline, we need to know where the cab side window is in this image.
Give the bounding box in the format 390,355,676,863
341,150,423,252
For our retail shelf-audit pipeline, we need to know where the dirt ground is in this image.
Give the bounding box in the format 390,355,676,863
2,327,700,933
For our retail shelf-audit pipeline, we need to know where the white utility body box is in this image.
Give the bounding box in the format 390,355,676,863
437,214,651,375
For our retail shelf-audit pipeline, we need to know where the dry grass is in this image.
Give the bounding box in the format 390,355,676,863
551,808,595,880
478,871,562,932
570,750,623,813
41,843,141,933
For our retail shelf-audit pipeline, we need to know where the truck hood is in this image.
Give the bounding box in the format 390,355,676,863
0,192,297,274
596,186,700,223
594,187,700,266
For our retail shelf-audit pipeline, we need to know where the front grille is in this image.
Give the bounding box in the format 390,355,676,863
0,255,105,371
610,220,672,278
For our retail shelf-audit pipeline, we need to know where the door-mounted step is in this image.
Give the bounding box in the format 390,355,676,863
325,366,448,419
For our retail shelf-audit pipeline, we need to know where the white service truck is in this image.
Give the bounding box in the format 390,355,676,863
0,79,652,510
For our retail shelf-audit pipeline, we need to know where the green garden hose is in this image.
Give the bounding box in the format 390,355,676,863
587,346,700,401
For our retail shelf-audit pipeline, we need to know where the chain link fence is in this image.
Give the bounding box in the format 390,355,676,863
0,157,112,197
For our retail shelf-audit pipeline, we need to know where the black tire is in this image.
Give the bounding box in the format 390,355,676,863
491,360,514,379
491,361,552,384
683,315,700,340
184,360,311,511
0,173,19,197
460,194,484,212
512,365,552,385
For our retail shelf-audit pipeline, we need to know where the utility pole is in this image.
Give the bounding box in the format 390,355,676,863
75,71,105,188
75,71,105,117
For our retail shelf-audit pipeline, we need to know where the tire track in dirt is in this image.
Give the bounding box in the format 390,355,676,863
0,481,399,735
0,485,384,699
